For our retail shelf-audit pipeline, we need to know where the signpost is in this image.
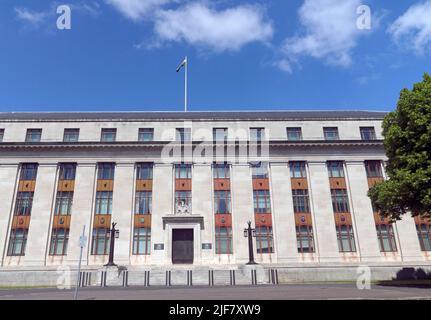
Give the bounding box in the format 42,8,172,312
74,225,87,300
244,221,257,265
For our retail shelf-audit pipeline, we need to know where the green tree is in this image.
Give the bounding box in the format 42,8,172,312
368,73,431,221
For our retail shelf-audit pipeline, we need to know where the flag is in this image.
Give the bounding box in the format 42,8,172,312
176,57,187,72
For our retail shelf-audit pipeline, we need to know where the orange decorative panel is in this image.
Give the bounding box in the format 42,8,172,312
57,180,75,192
136,180,153,191
175,179,192,191
215,214,232,227
18,180,36,192
294,213,313,226
414,216,431,224
97,180,114,191
334,212,352,225
329,178,346,189
53,215,72,228
252,179,270,190
12,216,31,229
367,177,384,188
93,214,111,228
291,178,308,190
374,212,392,225
214,179,230,191
254,213,272,227
134,214,152,228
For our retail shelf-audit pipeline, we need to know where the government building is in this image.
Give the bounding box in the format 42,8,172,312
0,111,430,286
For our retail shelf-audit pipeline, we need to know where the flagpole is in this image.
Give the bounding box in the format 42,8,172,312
184,56,188,112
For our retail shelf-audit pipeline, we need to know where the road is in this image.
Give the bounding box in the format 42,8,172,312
0,283,431,300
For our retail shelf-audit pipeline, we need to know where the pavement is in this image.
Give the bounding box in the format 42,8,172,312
0,283,431,300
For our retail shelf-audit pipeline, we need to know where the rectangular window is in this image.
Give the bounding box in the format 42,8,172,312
20,163,38,180
292,190,310,213
175,163,192,179
336,225,356,252
175,191,192,208
289,161,307,178
327,161,345,178
135,191,152,215
133,227,151,255
95,191,113,215
54,192,73,216
250,128,265,141
331,189,350,213
97,163,115,180
91,228,110,255
14,192,33,216
59,163,76,180
255,226,274,254
25,129,42,142
7,229,28,256
0,129,4,142
138,128,154,142
365,160,383,178
213,163,230,179
215,227,233,254
360,127,376,140
376,224,397,252
136,163,153,180
253,190,271,213
214,191,231,214
286,127,302,141
49,228,69,256
101,128,117,142
296,225,315,253
176,128,191,142
213,128,228,142
251,162,268,179
417,224,431,251
323,127,339,140
63,129,79,142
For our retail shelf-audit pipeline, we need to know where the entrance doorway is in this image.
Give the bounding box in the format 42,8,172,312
172,229,194,264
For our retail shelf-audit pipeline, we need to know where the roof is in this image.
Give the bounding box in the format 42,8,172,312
0,110,388,122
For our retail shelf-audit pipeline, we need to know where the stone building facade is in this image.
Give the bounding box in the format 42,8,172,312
0,111,430,284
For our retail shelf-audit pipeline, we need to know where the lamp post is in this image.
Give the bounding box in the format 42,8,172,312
104,222,119,267
244,221,257,265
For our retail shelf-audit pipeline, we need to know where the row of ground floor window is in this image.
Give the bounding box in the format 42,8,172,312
7,223,431,257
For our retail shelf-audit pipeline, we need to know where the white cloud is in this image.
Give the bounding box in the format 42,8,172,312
279,0,364,72
105,0,171,20
152,2,273,52
14,7,49,26
388,0,431,55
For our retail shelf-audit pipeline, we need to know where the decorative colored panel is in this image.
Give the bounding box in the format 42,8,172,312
57,180,75,192
254,213,272,227
175,179,192,191
12,216,31,229
367,177,384,188
18,180,36,192
334,212,352,225
93,214,111,228
53,215,72,228
414,216,431,224
134,214,152,228
214,179,230,191
252,178,270,190
97,180,114,191
329,178,346,189
374,212,392,225
294,213,313,226
215,214,232,227
136,179,153,191
290,178,308,190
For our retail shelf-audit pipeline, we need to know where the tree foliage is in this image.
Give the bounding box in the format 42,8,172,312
368,73,431,220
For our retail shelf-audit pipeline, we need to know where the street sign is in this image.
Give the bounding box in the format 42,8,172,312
79,235,87,248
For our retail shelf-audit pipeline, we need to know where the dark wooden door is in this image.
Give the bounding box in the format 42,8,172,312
172,229,194,264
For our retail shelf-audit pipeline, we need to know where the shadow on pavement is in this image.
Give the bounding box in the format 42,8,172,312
377,267,431,289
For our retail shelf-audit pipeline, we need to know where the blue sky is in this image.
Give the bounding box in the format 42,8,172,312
0,0,430,112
